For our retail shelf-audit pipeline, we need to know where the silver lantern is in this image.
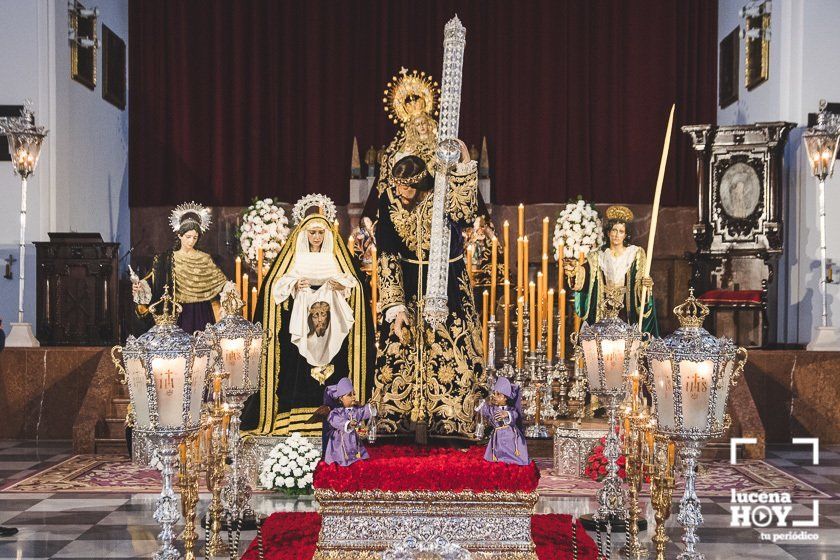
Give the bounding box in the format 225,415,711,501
571,289,644,536
205,288,264,541
112,287,213,560
645,289,747,560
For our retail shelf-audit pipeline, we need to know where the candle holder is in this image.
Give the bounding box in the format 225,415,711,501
486,315,498,377
645,290,747,560
571,292,644,547
110,288,211,560
204,371,230,558
178,436,201,560
649,435,676,560
620,378,653,559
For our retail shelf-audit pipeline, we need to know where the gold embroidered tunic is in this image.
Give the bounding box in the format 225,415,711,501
371,160,486,441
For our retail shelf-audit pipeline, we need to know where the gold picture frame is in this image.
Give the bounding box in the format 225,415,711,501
70,1,97,90
744,11,770,90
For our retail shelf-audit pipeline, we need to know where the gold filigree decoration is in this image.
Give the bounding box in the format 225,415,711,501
377,253,405,311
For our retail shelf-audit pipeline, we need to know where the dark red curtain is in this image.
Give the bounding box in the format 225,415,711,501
129,0,717,207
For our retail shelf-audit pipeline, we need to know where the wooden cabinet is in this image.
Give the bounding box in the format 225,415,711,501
35,233,120,346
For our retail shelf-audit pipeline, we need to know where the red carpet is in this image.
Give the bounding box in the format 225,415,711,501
242,511,598,560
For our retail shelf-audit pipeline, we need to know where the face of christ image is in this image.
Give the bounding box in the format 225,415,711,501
307,225,325,252
308,302,331,337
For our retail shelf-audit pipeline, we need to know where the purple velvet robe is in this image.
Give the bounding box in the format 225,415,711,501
482,404,530,466
324,404,373,467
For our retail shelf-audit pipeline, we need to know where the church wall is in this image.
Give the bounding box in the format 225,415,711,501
0,0,129,336
718,0,840,345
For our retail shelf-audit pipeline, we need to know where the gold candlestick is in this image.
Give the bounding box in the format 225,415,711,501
204,372,230,557
650,435,676,560
178,436,200,560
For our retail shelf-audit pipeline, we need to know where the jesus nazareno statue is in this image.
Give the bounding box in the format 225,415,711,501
370,149,486,443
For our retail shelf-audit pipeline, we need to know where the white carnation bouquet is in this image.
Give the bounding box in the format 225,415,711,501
239,198,291,273
258,433,320,496
553,199,604,261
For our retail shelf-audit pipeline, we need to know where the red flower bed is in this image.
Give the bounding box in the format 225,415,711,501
313,445,540,493
241,512,599,560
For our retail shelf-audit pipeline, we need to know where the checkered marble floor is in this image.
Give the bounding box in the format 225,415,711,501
1,440,839,559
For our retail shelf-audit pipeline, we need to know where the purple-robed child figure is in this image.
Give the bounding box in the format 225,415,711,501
476,377,530,465
323,377,376,467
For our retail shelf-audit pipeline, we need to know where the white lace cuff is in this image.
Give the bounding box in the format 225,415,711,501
385,305,407,323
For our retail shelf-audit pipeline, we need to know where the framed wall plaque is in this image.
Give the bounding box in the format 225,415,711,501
719,27,739,108
744,10,770,90
102,25,126,110
70,1,97,90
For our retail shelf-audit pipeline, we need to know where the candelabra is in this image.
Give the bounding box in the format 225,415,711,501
649,435,676,560
178,436,201,560
645,290,747,560
204,372,231,558
620,372,653,559
571,291,643,549
110,288,211,560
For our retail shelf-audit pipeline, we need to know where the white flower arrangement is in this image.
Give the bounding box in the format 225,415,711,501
239,198,291,273
258,432,320,496
553,199,604,261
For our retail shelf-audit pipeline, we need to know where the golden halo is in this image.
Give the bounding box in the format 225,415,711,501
605,205,634,223
382,68,439,126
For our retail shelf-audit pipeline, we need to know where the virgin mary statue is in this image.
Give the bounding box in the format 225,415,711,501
241,196,373,437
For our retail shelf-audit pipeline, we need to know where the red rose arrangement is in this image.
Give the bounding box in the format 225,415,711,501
314,445,540,493
584,434,650,483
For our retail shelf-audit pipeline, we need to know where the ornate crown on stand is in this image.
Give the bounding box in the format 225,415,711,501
674,288,710,329
383,68,440,125
292,194,337,225
605,205,634,223
169,202,212,233
149,286,183,326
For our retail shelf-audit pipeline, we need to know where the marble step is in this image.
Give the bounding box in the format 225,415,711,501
101,417,127,439
95,437,128,455
111,398,130,418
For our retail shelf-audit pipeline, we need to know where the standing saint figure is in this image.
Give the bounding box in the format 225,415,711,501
566,206,659,335
131,202,230,334
371,147,485,442
241,198,373,437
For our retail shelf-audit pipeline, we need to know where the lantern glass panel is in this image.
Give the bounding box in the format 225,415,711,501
126,357,151,428
220,338,246,388
713,358,736,426
581,338,601,389
679,359,714,430
246,338,262,388
651,358,675,430
152,357,186,427
189,354,208,423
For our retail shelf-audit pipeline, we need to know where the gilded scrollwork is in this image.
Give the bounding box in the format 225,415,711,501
446,160,478,223
378,252,406,312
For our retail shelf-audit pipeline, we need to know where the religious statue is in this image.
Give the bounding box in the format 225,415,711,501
370,148,485,442
131,202,230,334
361,68,440,222
566,206,659,335
241,195,373,437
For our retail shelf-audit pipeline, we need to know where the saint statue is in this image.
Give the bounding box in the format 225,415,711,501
241,196,373,437
566,206,658,335
131,202,230,334
371,149,485,442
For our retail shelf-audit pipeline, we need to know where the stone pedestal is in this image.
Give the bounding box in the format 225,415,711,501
5,323,40,347
314,489,538,560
